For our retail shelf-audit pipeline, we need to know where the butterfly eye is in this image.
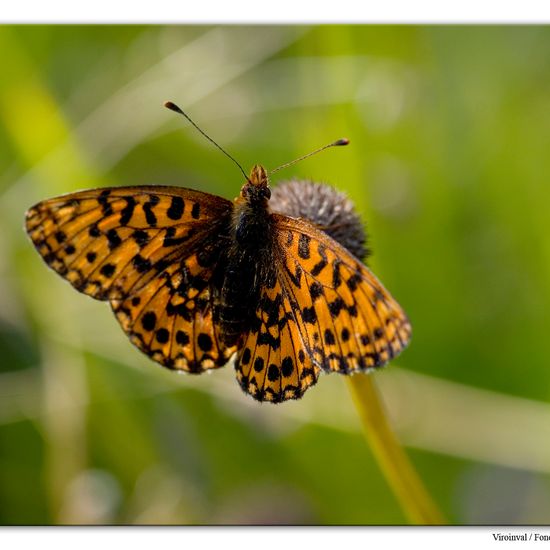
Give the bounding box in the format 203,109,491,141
263,188,271,200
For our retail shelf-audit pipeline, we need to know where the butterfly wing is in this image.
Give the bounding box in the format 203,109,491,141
234,273,322,402
26,185,236,372
234,213,411,402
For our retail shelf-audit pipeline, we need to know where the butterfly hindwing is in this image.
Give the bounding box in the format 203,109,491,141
111,248,236,373
26,185,236,372
235,275,321,402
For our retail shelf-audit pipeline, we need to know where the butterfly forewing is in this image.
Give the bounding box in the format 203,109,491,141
26,185,236,372
274,214,411,373
26,186,231,298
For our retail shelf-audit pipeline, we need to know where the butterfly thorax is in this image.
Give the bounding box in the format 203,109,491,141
216,165,275,345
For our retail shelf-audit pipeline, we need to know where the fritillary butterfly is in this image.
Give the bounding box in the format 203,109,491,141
25,110,411,403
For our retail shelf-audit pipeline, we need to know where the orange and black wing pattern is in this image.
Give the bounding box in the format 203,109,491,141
234,272,322,402
25,186,236,372
234,214,411,402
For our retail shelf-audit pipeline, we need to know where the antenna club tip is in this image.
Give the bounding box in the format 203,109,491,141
164,101,181,113
335,138,350,146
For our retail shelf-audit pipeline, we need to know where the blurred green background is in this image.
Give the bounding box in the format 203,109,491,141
1,25,549,525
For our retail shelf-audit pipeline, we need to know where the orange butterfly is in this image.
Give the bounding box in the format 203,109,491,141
25,103,411,403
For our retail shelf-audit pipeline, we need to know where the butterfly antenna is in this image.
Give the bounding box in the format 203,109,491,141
270,138,350,175
164,101,249,181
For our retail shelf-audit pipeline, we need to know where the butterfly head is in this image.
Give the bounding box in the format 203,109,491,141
240,164,271,204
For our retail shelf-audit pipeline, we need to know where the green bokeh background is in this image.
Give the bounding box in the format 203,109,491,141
1,25,549,525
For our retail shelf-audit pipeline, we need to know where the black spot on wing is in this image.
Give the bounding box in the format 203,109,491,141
254,356,264,373
119,196,136,225
106,228,122,250
100,263,115,278
267,364,280,382
132,230,149,248
156,328,170,343
141,311,157,331
167,196,185,220
133,254,152,273
143,195,159,226
176,330,189,345
197,333,213,352
191,202,201,219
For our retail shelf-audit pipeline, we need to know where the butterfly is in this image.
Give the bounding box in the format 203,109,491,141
25,106,411,403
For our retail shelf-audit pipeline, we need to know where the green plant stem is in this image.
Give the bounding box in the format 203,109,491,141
347,373,446,525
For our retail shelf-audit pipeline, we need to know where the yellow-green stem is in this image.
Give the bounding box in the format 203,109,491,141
347,373,446,525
